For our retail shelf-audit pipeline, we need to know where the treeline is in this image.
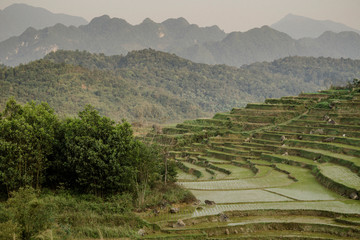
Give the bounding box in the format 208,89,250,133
0,100,198,240
1,49,360,123
0,98,176,199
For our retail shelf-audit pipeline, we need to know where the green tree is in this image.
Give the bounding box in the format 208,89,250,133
0,98,58,195
130,142,161,206
55,105,161,196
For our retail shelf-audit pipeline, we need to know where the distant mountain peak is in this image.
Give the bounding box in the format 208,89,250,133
162,17,190,27
89,15,111,24
271,14,360,39
283,13,301,19
21,26,37,36
4,3,42,11
87,15,130,29
141,18,156,24
0,3,88,42
319,30,360,39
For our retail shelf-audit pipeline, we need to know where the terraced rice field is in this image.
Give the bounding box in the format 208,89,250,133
181,162,213,180
179,169,293,190
191,189,293,203
145,88,360,239
176,167,198,181
211,163,255,178
319,163,360,190
265,164,342,201
192,200,360,218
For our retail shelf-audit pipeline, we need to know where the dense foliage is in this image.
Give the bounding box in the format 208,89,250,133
0,99,192,239
0,187,148,239
0,188,53,240
0,99,174,198
0,98,59,193
1,49,360,123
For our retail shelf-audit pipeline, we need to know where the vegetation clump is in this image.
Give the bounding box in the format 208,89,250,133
0,98,193,239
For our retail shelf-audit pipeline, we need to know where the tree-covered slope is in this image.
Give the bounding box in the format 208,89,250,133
1,49,360,123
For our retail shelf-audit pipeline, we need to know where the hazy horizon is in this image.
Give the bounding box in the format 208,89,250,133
1,0,359,33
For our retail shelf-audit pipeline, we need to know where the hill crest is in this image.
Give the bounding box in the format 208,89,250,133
0,3,88,42
271,13,360,39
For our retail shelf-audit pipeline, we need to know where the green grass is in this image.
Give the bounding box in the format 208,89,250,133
212,145,249,155
254,166,273,178
285,139,360,158
281,145,360,168
206,149,240,160
226,215,335,226
8,192,148,240
249,159,274,165
198,156,231,164
261,154,317,167
181,216,338,231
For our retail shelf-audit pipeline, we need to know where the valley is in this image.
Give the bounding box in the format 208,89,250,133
1,2,360,239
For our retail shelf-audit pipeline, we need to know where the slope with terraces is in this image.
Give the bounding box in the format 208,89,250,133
144,85,360,239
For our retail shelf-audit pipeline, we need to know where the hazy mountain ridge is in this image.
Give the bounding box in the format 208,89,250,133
0,14,226,66
1,15,360,67
1,49,359,122
194,27,360,66
1,4,360,67
271,13,360,39
0,3,88,42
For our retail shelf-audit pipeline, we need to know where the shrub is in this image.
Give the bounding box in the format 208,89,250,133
0,203,19,239
314,101,331,109
7,187,54,240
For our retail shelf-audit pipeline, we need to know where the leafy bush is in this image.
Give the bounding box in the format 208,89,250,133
6,187,54,240
314,101,331,109
141,183,196,208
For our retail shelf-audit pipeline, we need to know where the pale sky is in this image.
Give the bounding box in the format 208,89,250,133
1,0,359,32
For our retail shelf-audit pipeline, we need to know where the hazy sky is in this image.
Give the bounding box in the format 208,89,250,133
1,0,359,32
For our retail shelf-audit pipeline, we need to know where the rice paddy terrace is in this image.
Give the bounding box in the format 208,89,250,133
144,88,360,239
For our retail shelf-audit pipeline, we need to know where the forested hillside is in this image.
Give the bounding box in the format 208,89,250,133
1,49,360,123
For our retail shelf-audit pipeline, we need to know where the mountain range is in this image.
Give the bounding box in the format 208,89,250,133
271,13,360,39
1,15,360,67
0,3,87,42
1,49,359,122
0,4,360,68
